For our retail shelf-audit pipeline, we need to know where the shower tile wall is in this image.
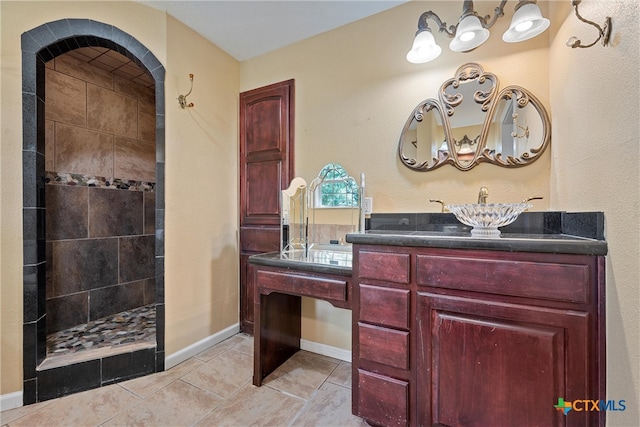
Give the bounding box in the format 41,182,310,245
44,51,156,335
45,52,155,181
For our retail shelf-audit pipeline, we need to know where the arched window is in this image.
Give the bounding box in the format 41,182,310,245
312,163,359,208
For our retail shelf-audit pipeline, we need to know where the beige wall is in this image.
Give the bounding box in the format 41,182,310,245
549,1,639,425
241,2,639,423
240,1,552,352
164,13,240,354
0,1,240,395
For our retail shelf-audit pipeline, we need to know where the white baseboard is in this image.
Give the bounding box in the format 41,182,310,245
300,339,352,362
165,323,240,369
0,391,23,411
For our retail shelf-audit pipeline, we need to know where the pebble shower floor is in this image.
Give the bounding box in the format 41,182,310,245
46,304,156,358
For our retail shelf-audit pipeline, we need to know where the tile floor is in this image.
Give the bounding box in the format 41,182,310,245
1,333,367,426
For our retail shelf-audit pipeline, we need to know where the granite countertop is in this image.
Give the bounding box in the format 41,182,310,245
248,248,353,276
249,212,608,274
345,230,607,256
347,211,608,256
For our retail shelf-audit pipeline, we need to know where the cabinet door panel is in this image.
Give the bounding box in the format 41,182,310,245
244,160,282,222
417,292,590,427
358,369,409,427
244,96,285,157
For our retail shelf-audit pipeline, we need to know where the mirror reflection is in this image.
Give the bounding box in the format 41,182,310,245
399,63,550,171
486,88,547,163
399,100,448,170
308,163,362,248
280,163,364,255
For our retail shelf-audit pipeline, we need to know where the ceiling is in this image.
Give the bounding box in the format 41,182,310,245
63,47,155,87
138,0,408,61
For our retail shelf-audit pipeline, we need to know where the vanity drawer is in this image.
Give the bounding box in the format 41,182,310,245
359,323,409,370
416,254,591,303
359,284,410,329
357,369,409,427
359,250,410,284
256,270,347,302
240,226,280,253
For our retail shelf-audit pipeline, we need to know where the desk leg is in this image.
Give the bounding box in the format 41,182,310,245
253,292,301,386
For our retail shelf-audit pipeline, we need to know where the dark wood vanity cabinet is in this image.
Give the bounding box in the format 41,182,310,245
352,245,605,427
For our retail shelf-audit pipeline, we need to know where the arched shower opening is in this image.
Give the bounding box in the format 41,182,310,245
21,19,165,403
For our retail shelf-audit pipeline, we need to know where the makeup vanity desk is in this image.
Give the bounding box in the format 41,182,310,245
249,212,608,427
249,248,353,387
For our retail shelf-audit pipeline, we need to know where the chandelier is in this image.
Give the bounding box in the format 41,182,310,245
406,0,550,63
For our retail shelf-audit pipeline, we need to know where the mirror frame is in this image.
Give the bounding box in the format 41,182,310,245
398,63,551,172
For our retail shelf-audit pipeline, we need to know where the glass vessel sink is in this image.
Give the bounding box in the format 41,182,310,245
446,203,532,237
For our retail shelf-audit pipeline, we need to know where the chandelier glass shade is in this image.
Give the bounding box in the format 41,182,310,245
503,2,550,42
406,29,443,63
450,14,491,52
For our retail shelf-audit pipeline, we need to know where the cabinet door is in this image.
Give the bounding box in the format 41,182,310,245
239,80,294,334
239,80,294,226
417,292,591,427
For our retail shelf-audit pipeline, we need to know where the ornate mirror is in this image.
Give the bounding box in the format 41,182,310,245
399,63,550,171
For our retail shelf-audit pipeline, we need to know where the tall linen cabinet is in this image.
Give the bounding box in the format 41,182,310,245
239,80,295,334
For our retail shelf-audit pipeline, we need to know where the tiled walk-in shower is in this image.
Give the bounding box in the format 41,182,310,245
22,19,166,403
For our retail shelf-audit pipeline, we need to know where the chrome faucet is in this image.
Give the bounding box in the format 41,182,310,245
478,187,489,204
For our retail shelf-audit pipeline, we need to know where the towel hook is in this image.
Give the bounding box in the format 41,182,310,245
178,74,195,109
566,0,612,49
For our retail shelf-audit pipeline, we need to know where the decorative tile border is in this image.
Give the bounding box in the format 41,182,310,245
46,171,155,192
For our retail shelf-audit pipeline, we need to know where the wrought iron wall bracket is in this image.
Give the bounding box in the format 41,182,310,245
567,0,612,48
178,73,195,109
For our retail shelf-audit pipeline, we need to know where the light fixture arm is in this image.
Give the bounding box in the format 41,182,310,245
416,0,511,38
566,0,612,48
416,10,456,37
476,0,509,29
